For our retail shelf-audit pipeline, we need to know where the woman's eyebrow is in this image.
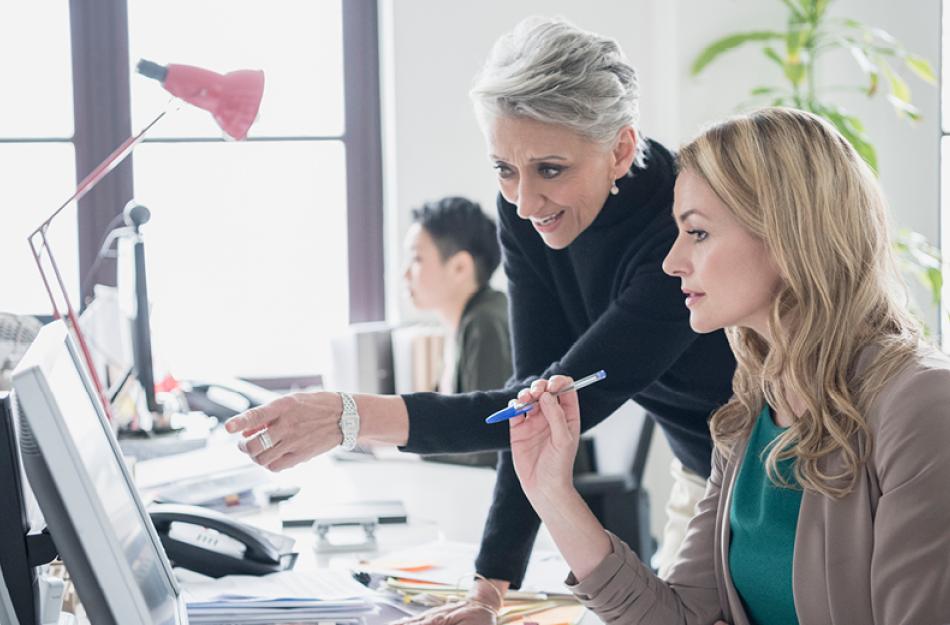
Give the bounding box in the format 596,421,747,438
675,208,707,223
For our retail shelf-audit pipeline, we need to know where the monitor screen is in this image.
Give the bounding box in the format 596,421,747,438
12,320,185,625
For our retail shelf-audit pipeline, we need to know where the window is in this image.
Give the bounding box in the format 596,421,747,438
126,1,350,379
0,2,78,315
66,1,382,380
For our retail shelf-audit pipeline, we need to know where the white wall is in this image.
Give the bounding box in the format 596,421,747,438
380,0,942,543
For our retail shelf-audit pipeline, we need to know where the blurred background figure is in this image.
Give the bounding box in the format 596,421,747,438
403,196,512,466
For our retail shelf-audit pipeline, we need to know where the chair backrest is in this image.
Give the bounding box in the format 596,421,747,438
575,401,656,564
587,400,654,483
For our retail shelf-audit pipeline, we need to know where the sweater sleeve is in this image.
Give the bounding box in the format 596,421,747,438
869,362,950,624
566,451,726,624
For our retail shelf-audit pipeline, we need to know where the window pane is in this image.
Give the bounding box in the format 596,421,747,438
127,0,344,139
0,144,78,314
0,2,74,137
132,141,349,379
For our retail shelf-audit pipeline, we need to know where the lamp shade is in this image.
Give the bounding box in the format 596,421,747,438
153,62,265,140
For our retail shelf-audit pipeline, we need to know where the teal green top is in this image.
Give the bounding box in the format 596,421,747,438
728,406,802,625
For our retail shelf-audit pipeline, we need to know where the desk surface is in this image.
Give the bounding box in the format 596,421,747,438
129,437,592,624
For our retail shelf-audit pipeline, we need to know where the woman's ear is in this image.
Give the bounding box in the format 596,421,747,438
611,126,638,178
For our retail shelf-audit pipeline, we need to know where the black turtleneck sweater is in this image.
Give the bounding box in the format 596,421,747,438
401,140,736,586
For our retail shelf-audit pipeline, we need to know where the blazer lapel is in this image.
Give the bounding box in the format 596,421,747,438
717,436,754,625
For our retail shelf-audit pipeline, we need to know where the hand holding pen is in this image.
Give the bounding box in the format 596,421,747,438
485,370,606,423
506,374,590,497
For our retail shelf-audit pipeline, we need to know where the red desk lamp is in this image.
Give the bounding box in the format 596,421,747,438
27,60,264,419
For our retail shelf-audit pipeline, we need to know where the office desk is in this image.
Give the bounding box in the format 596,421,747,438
131,440,597,624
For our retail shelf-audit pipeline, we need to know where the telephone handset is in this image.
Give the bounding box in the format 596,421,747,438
149,503,297,578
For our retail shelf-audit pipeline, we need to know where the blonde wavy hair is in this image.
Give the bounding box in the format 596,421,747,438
678,107,921,498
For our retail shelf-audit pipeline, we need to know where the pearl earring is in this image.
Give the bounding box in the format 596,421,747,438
610,182,620,196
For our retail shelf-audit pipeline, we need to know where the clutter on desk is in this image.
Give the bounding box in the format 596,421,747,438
152,465,270,511
360,540,572,595
135,433,281,513
377,578,582,625
356,540,582,625
183,569,375,624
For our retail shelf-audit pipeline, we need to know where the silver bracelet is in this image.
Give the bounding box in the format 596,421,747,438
337,391,360,451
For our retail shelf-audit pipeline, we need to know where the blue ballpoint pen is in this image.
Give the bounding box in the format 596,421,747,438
484,370,607,424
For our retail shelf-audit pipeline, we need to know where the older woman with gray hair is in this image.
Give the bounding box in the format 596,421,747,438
226,16,735,624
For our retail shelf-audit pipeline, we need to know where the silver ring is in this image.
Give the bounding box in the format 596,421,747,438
258,429,274,451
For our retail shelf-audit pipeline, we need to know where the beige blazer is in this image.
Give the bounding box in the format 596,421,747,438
567,346,950,625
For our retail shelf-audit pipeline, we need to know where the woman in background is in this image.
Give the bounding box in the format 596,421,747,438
508,108,950,624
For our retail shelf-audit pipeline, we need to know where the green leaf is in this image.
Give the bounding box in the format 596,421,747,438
926,267,943,305
816,104,878,172
784,56,806,86
750,86,781,95
786,25,810,55
869,26,897,46
881,62,911,102
691,31,784,75
779,0,805,21
886,94,922,121
905,54,938,84
847,45,879,95
763,46,785,69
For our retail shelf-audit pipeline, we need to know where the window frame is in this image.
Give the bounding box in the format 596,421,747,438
69,0,384,324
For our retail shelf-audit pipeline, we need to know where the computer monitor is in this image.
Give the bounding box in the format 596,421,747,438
0,391,41,625
0,561,21,625
12,320,187,625
118,230,161,416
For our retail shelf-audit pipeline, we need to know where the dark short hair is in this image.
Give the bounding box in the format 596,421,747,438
411,196,501,287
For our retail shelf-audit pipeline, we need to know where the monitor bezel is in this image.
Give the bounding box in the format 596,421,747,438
13,320,182,625
0,560,21,625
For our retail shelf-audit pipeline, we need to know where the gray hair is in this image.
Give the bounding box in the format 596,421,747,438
471,16,648,169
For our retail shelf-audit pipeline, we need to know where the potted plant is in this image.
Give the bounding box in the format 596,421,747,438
692,0,945,328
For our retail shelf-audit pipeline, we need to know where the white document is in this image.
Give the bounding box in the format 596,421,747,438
183,569,375,604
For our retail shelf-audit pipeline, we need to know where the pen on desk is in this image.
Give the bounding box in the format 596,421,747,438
484,370,607,424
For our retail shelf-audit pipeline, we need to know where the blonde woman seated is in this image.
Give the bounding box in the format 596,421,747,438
508,107,950,625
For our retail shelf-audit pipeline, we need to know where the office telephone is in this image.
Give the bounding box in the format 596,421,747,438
149,503,297,578
182,377,279,420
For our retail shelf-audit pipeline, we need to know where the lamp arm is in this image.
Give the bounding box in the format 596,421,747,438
26,102,174,423
30,107,171,240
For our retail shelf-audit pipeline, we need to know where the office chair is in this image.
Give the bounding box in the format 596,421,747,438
573,409,656,567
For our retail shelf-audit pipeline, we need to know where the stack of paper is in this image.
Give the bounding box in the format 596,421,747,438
182,569,375,624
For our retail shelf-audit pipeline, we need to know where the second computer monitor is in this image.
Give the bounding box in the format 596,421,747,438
12,320,187,625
